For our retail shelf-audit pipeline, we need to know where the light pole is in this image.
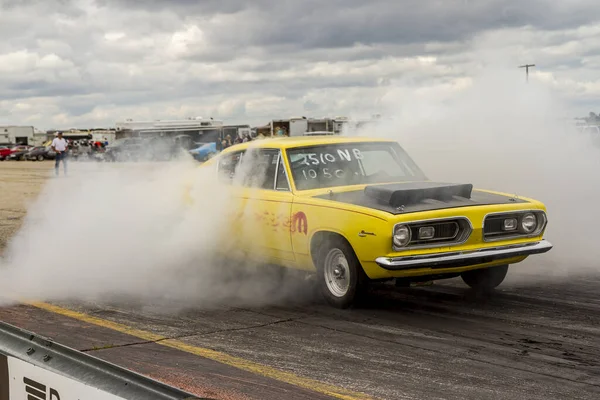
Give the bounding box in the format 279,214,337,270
519,64,535,83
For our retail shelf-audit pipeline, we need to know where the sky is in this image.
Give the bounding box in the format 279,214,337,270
0,0,599,130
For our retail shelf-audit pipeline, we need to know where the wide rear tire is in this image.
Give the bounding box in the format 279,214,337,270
316,237,368,309
461,265,508,293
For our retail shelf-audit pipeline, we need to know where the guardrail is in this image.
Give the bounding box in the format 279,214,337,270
0,321,207,399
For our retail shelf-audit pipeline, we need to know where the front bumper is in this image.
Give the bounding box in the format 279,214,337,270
375,240,553,271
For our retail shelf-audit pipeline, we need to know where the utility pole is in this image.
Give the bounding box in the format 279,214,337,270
519,64,535,83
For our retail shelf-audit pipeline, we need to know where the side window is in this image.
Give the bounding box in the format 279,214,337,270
275,154,290,191
238,149,279,190
217,151,244,184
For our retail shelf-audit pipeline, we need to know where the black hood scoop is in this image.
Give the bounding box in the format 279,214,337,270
313,181,526,215
364,182,473,208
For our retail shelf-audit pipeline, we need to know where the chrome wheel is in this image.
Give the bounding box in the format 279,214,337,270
324,248,350,297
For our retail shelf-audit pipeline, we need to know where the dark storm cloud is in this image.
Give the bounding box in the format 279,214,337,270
95,0,248,14
100,0,600,49
0,0,85,17
1,0,599,128
1,80,88,100
1,0,73,9
92,73,378,108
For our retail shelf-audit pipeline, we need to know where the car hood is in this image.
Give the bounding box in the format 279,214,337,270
312,181,527,215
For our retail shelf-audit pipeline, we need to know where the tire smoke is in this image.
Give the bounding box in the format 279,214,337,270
349,64,600,283
0,155,315,308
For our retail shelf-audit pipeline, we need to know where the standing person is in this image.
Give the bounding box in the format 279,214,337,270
51,132,68,176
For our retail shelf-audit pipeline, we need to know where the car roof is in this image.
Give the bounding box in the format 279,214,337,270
221,135,394,154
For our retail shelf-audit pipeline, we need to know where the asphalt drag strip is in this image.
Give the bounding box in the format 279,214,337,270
1,163,599,399
1,275,599,400
0,302,355,400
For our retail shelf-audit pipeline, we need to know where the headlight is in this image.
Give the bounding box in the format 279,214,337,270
502,218,517,231
393,224,411,248
418,226,435,240
520,213,537,233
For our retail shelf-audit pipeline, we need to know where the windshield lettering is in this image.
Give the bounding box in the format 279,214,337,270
286,142,426,190
337,149,351,161
297,148,365,167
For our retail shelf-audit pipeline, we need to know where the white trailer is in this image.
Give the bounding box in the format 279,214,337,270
269,117,309,136
115,117,224,146
0,126,34,145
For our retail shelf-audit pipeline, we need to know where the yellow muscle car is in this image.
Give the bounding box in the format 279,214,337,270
197,136,552,308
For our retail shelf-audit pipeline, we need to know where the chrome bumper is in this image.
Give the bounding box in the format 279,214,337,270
375,240,553,271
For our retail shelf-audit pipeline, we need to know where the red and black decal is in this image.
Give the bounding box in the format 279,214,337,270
292,212,308,235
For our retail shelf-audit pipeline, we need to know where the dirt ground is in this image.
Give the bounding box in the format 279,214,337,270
1,161,600,400
0,161,52,252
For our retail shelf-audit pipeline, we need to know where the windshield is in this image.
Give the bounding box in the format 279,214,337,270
285,141,427,190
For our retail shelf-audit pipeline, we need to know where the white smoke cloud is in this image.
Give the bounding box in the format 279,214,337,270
346,48,600,283
0,153,314,308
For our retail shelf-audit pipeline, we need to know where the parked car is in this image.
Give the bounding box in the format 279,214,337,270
189,142,218,162
104,136,190,162
1,145,31,161
184,136,553,308
25,146,56,161
5,145,33,161
0,146,11,160
103,137,144,162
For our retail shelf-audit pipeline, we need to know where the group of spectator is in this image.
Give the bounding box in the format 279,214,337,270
221,132,252,149
219,126,290,150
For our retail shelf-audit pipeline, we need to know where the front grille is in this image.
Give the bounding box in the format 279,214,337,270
409,221,459,245
483,210,547,241
400,217,472,249
484,215,517,238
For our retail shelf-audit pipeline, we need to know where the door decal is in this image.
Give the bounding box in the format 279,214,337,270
247,210,308,235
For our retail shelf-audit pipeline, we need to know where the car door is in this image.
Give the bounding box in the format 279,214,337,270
214,149,249,259
237,148,295,263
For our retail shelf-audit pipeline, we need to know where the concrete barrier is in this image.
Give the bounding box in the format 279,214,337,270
0,321,206,399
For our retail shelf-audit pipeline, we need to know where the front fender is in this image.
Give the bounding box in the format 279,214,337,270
291,201,391,275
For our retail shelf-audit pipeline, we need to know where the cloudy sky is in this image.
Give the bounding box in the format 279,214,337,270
0,0,599,130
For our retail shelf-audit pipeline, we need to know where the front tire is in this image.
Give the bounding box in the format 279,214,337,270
316,237,367,309
461,265,508,293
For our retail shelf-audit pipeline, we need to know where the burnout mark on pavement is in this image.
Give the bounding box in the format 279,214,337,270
27,301,374,400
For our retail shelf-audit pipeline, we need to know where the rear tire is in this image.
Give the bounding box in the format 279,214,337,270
461,265,508,293
37,155,44,161
316,236,368,309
